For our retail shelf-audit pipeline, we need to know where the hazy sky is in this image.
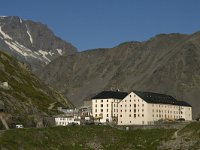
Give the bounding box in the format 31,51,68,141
1,0,200,51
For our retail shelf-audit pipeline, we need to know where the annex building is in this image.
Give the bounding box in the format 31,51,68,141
91,91,192,125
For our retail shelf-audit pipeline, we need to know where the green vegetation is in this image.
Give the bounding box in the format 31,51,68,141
178,122,200,137
0,125,175,150
0,50,73,127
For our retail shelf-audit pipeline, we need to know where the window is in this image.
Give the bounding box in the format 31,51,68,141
134,109,136,113
95,104,97,107
142,114,144,117
138,114,140,117
107,114,109,117
107,104,109,107
121,105,122,107
130,109,131,112
125,109,127,112
134,104,136,107
142,104,144,107
125,105,127,107
101,109,103,112
95,109,97,112
107,100,108,102
129,114,131,117
101,100,103,102
134,114,136,118
130,104,131,107
130,95,131,98
107,109,108,112
101,104,103,107
120,115,122,117
130,100,131,102
142,109,144,112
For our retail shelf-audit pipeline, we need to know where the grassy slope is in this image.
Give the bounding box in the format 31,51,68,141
0,50,73,126
0,125,175,150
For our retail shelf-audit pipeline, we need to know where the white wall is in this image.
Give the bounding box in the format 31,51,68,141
92,98,120,123
55,117,80,126
117,92,192,125
118,92,148,125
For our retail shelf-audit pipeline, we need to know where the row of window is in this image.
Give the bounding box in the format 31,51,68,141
57,118,73,121
120,104,144,107
95,114,110,117
120,121,145,124
94,108,144,113
95,100,120,103
94,103,145,108
152,109,183,114
152,114,183,119
152,104,184,109
120,114,144,118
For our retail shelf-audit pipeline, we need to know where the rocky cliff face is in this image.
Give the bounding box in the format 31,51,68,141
0,16,77,72
0,50,73,127
38,32,200,117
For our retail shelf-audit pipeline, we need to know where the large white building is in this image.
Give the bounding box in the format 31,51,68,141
91,91,192,125
92,91,128,123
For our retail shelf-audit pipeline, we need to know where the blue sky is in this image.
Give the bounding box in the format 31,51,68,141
1,0,200,51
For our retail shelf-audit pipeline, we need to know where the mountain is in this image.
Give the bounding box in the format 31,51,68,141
37,32,200,117
0,50,73,127
0,16,77,72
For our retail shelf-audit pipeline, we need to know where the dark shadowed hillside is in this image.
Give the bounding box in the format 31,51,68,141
38,32,200,118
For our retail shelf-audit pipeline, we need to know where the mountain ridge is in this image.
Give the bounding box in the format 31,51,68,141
37,31,200,117
0,16,77,72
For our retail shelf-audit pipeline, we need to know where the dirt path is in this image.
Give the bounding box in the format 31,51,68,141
0,114,9,130
48,102,56,110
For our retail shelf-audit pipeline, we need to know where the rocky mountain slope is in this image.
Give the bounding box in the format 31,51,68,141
38,32,200,117
0,50,73,127
0,16,77,72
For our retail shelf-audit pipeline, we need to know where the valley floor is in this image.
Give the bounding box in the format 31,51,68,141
0,122,199,150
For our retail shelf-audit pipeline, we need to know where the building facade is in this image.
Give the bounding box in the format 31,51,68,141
54,114,80,126
91,91,128,123
91,91,192,125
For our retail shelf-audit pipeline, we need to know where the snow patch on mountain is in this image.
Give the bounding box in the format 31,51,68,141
38,50,51,63
25,24,33,44
49,51,54,56
0,26,13,40
56,49,63,55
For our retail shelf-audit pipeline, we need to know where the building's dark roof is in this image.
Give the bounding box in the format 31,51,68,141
134,91,192,107
92,91,128,100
